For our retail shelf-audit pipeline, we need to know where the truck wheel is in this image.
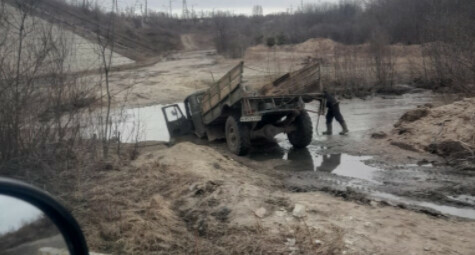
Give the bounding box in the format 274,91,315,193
288,111,313,148
225,115,251,156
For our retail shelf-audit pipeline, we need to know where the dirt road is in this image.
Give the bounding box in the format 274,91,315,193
104,50,238,107
103,41,312,108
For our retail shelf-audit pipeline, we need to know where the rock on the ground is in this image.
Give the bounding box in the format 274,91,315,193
427,140,469,158
254,207,267,218
285,238,296,246
395,108,430,126
292,204,306,218
390,141,419,152
275,209,286,217
371,131,388,139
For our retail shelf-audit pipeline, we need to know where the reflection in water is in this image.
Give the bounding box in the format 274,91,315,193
320,155,382,184
282,150,475,219
286,148,314,171
316,154,341,172
249,140,286,161
0,196,68,255
282,148,381,184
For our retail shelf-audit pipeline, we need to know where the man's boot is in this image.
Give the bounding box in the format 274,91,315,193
339,121,349,135
322,123,332,135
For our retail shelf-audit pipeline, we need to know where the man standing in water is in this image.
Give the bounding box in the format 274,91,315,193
322,91,349,135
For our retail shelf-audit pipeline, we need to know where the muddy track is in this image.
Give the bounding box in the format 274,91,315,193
199,135,475,220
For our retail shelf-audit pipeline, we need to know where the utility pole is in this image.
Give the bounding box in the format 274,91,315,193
144,0,148,17
113,0,118,13
169,0,173,17
182,0,188,19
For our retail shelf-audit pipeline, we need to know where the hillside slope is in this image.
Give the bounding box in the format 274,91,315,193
1,2,134,73
10,0,182,61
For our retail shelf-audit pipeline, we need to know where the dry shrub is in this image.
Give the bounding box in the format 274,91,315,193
72,159,196,254
368,30,396,88
189,220,345,255
332,44,368,93
0,1,97,174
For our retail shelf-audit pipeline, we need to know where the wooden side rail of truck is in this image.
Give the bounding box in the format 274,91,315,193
162,62,324,155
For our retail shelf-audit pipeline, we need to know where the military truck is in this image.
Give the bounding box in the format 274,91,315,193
162,62,324,155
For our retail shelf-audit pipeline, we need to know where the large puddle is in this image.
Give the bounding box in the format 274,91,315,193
93,103,186,143
279,149,475,219
271,136,475,220
259,92,474,220
117,91,454,142
119,92,475,220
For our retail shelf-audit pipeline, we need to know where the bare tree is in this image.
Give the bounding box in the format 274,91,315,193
368,29,395,87
0,0,92,178
252,5,263,16
332,44,367,94
92,0,118,158
422,0,475,92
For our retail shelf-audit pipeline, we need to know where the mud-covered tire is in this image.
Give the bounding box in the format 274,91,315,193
225,115,251,155
288,111,313,148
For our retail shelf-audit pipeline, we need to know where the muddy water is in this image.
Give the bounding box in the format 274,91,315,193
280,153,475,219
122,92,475,219
264,92,475,220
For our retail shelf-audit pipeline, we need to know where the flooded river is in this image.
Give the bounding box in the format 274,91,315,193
121,91,475,219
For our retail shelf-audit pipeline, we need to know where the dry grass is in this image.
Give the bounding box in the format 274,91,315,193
63,143,346,255
244,38,431,97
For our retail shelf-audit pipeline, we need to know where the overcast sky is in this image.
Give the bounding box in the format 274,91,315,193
112,0,339,15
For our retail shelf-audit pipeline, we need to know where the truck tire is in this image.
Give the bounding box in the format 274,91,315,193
225,115,251,156
288,111,313,148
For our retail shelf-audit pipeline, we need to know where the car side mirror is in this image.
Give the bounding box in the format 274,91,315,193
0,178,88,255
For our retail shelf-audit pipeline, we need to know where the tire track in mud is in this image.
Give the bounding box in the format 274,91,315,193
207,137,475,219
281,159,475,219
